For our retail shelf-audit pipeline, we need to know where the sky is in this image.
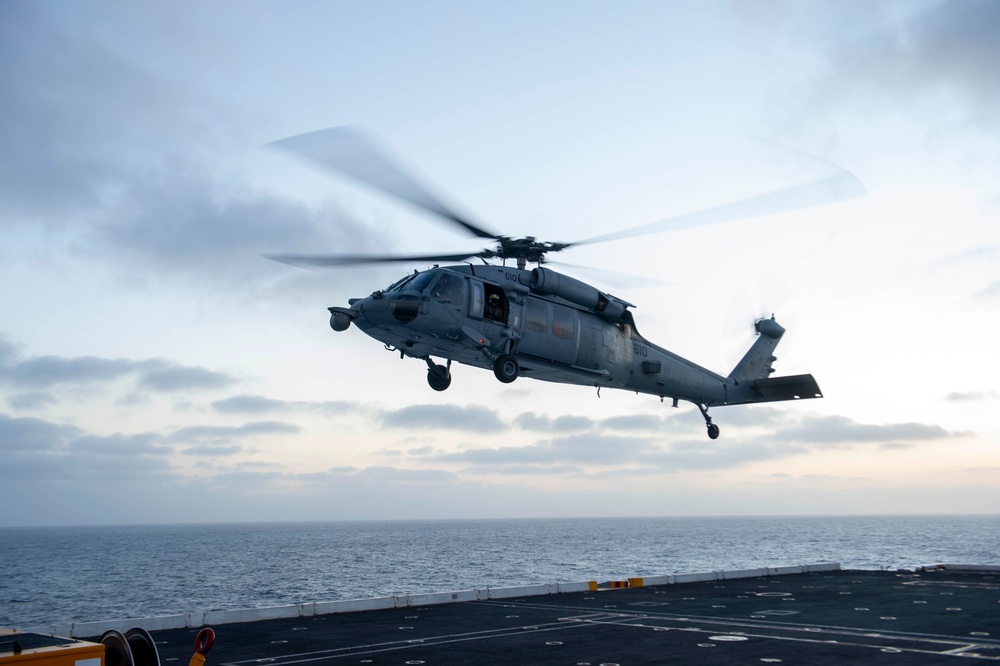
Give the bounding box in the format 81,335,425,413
1,0,998,526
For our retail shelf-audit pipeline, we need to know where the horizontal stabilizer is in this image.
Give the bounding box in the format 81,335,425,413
751,374,823,401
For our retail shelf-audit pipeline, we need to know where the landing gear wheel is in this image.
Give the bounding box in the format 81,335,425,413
697,403,720,440
493,354,519,383
427,364,451,391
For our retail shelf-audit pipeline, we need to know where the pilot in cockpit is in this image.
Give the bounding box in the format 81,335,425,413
432,273,460,302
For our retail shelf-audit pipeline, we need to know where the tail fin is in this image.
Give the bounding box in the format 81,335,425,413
727,316,823,403
728,317,784,383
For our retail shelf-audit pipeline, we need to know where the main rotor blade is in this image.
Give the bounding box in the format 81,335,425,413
264,251,484,269
572,169,867,247
266,126,500,241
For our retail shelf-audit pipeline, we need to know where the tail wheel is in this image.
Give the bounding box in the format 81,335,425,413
493,354,519,383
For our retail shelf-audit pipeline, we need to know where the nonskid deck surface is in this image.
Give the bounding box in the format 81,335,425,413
142,569,999,665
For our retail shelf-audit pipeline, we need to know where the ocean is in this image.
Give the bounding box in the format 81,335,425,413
2,515,998,628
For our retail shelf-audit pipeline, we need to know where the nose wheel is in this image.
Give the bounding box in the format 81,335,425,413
697,403,720,440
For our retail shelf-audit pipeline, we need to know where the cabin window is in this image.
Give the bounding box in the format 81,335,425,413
469,280,484,317
525,298,547,332
551,305,575,339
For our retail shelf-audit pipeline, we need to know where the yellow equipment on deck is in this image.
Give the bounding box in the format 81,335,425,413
0,629,103,666
1,627,214,666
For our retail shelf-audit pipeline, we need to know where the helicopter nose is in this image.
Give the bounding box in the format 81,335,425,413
350,293,421,328
351,295,402,327
354,295,388,326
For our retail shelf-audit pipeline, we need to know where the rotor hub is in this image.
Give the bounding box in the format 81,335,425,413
494,236,571,268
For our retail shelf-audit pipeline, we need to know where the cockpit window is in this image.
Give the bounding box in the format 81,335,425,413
409,271,437,293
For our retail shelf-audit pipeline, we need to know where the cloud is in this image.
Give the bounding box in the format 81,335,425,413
0,3,168,222
346,465,461,485
0,335,21,365
894,0,1000,103
0,408,313,517
422,431,813,476
74,433,171,456
182,444,244,457
379,404,506,432
0,341,237,394
0,413,180,490
0,414,81,453
767,1,1000,195
941,242,999,266
775,414,965,445
432,433,653,467
207,398,776,443
711,406,786,428
2,411,296,462
168,421,300,444
945,390,997,402
509,408,783,436
597,414,669,432
7,391,57,410
425,432,673,471
1,356,139,389
0,4,384,293
879,442,915,451
211,394,358,415
403,409,965,476
139,365,234,392
211,464,463,493
514,412,595,432
95,176,369,288
212,395,294,414
975,282,1000,300
812,1,1000,110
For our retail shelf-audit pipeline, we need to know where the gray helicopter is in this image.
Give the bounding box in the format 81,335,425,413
267,127,865,439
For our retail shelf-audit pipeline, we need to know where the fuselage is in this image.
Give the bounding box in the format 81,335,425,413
331,264,739,406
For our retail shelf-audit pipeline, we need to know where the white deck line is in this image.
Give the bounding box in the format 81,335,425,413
29,563,841,638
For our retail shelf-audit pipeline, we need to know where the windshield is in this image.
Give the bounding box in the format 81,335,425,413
386,270,436,294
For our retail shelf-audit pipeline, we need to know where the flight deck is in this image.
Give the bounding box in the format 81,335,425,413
118,565,1000,665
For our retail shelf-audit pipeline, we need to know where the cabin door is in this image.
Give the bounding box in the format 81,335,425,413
575,314,604,369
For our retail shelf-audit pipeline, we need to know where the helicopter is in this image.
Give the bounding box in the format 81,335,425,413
266,127,866,439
